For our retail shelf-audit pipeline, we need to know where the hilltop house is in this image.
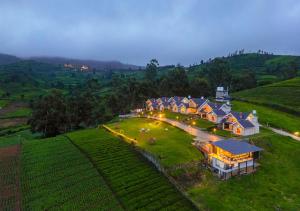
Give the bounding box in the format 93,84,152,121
146,98,156,106
170,101,180,112
216,87,230,102
188,97,207,113
221,111,259,136
198,102,231,120
158,101,170,111
169,96,189,104
146,101,158,111
200,139,263,179
156,97,169,105
178,103,189,114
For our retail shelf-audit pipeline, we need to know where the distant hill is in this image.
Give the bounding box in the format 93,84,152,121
29,56,142,71
189,53,300,85
232,77,300,115
0,53,21,65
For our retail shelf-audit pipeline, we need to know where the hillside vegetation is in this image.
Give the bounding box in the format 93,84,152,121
67,128,197,210
188,129,300,210
233,77,300,114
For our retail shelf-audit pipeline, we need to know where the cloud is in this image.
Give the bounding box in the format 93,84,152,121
0,0,300,65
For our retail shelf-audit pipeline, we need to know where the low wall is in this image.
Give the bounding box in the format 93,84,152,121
102,124,198,208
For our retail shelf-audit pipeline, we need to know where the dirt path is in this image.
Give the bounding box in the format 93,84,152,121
0,145,21,211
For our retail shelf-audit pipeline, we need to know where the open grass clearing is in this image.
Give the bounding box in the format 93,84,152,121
106,118,201,167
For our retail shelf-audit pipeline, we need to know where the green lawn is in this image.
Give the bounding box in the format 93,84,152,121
150,110,215,130
106,118,202,167
67,128,197,210
232,100,300,133
188,128,300,210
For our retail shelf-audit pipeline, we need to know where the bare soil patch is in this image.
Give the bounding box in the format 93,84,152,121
0,102,28,117
0,145,21,211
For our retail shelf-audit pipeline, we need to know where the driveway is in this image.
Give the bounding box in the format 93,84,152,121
150,117,222,142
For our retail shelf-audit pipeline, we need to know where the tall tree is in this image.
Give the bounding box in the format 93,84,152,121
205,58,232,89
145,59,159,82
29,90,67,137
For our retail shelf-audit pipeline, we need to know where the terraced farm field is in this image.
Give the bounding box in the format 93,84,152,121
0,145,21,211
67,128,197,210
21,136,122,210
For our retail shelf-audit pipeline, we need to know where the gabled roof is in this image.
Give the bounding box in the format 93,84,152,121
159,97,169,102
179,102,189,108
210,109,226,116
151,101,158,108
147,98,156,103
191,98,207,107
231,111,251,120
161,101,169,107
208,102,223,110
212,139,263,155
234,119,255,128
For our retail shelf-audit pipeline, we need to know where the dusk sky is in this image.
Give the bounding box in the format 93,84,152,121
1,0,300,65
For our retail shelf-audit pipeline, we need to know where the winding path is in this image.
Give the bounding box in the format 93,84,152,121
267,127,300,142
149,116,222,142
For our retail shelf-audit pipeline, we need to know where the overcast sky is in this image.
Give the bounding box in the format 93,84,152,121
1,0,300,65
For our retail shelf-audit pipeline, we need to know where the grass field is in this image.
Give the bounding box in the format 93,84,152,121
149,111,235,138
21,135,123,210
106,118,201,166
0,99,9,108
232,101,300,133
232,77,300,114
188,128,300,210
3,107,32,118
67,128,197,210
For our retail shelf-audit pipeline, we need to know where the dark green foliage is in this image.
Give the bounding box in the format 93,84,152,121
145,59,159,82
204,58,232,89
190,77,210,97
67,128,197,210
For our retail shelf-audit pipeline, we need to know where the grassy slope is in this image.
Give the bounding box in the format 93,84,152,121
188,128,300,210
106,118,201,167
232,77,300,113
232,101,300,133
67,128,197,210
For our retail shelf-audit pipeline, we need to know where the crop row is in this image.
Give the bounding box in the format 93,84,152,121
21,135,123,210
68,128,197,210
